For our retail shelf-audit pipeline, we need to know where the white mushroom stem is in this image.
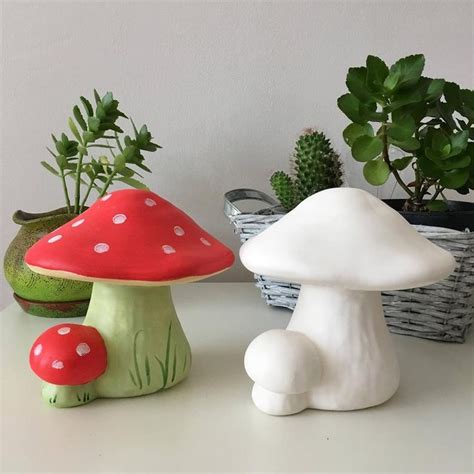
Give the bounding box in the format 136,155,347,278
287,284,400,410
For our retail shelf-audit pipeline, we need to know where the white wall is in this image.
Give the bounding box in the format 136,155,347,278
1,0,473,308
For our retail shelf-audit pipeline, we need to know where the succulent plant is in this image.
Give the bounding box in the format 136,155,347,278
270,129,343,211
338,53,474,212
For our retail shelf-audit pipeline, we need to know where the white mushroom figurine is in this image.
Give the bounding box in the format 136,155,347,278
240,187,456,416
26,189,234,407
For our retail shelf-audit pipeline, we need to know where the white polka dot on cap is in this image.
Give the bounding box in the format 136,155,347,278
112,214,127,224
200,237,211,246
33,344,42,356
72,218,85,228
94,243,110,254
48,235,63,244
76,343,91,356
52,360,64,369
145,198,157,207
101,194,112,201
162,245,176,254
174,226,185,236
57,327,71,335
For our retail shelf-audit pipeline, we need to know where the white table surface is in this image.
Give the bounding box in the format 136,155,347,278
1,282,473,473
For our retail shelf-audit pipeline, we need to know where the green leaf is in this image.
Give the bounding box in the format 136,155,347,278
346,67,372,102
387,111,416,141
390,136,420,152
383,71,400,92
88,116,100,132
337,93,365,124
117,177,148,189
450,130,469,155
388,54,425,91
444,82,462,110
93,89,101,104
425,78,445,102
55,154,67,168
343,123,374,146
418,156,443,179
387,88,422,111
68,117,82,143
351,135,384,162
51,133,58,144
80,96,94,116
102,91,113,108
41,161,59,176
114,154,126,171
439,168,469,189
439,155,471,171
82,131,95,144
73,106,87,130
431,129,451,158
366,55,389,91
392,156,413,170
363,159,390,185
426,200,448,212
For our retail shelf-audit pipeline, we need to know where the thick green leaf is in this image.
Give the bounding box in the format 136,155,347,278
337,93,365,124
366,55,389,91
392,156,413,170
41,161,59,176
363,159,390,185
439,168,469,189
425,78,445,102
114,154,126,171
444,82,462,110
431,129,451,157
117,177,149,189
418,156,442,179
390,137,420,152
68,117,82,143
388,54,425,91
55,154,67,168
73,106,87,130
439,155,471,171
426,200,448,212
346,67,372,102
383,71,400,92
352,135,384,162
343,123,374,146
88,117,100,132
387,111,416,141
450,130,469,155
387,89,422,111
80,96,94,116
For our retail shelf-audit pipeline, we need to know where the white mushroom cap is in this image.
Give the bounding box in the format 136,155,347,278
244,329,321,394
240,188,456,291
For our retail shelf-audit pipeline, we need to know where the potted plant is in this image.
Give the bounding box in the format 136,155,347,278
224,128,344,307
3,90,161,317
337,53,474,228
335,54,473,342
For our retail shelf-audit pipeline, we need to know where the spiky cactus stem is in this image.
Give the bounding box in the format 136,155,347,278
271,129,343,211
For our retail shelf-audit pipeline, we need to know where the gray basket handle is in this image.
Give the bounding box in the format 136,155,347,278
224,188,279,217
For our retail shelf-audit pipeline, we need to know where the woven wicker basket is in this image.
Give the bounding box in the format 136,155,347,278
224,188,474,343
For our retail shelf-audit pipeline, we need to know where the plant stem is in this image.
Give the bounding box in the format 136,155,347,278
74,151,84,214
381,123,414,198
60,169,72,213
429,186,445,202
79,172,98,212
98,171,117,197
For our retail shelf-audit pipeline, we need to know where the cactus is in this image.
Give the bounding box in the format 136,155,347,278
270,129,343,211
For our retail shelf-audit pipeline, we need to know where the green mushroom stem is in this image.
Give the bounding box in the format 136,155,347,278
42,381,97,408
42,283,192,407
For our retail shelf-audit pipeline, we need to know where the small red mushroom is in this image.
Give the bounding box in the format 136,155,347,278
30,324,107,386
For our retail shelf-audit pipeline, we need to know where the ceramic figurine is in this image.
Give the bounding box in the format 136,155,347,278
26,189,234,407
240,187,456,416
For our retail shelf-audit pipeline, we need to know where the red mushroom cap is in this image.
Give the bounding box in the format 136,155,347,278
25,189,234,284
29,324,107,386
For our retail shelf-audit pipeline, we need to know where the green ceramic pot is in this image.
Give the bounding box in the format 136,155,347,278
3,207,92,317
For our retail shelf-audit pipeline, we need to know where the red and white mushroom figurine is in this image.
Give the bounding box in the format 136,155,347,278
30,324,107,406
26,189,234,407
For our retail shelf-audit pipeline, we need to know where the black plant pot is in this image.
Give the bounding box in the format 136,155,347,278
384,199,474,231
